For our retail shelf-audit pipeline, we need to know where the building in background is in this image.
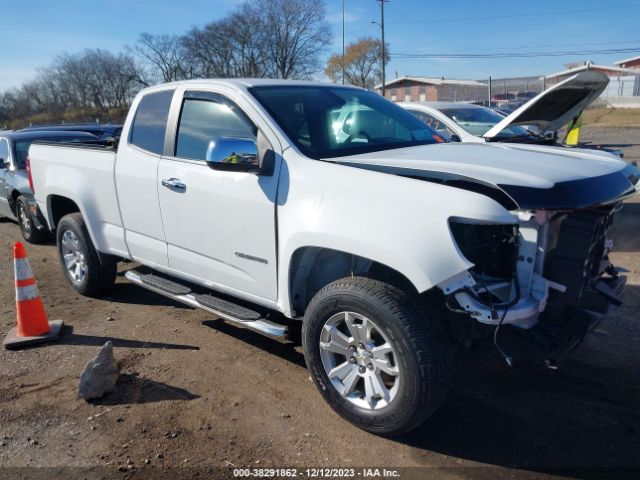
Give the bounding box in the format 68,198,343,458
375,76,487,103
377,55,640,108
545,61,639,86
545,61,640,106
614,55,640,70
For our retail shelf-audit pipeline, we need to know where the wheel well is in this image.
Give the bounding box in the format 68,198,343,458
9,190,20,215
289,247,417,316
49,196,80,230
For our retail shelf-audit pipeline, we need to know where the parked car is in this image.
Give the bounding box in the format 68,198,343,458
402,71,623,157
20,123,123,141
29,80,639,435
0,130,100,243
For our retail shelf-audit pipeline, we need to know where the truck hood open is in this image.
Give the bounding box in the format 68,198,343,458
331,142,639,210
483,70,609,139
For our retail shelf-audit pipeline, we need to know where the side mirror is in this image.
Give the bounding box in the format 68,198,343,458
205,137,261,173
0,158,7,169
449,134,462,143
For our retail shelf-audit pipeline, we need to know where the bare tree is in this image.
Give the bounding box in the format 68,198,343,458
326,37,390,89
0,49,146,127
249,0,331,79
181,4,267,79
131,33,187,83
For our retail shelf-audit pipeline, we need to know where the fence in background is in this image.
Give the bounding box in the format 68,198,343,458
434,74,640,107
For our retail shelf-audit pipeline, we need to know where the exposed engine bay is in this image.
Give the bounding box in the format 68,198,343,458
440,204,626,367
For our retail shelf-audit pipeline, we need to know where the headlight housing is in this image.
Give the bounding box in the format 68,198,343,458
449,220,519,280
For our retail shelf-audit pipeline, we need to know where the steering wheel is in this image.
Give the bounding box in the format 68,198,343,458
344,130,371,144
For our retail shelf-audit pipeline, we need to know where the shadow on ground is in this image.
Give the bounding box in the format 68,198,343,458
202,300,640,477
92,373,200,405
396,306,640,478
101,281,191,308
59,326,199,350
201,318,306,368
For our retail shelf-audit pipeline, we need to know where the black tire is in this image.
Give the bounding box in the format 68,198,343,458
302,276,451,436
16,196,48,244
56,212,117,296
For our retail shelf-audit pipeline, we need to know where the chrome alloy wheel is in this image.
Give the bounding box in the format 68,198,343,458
319,311,400,410
18,202,31,237
61,229,87,283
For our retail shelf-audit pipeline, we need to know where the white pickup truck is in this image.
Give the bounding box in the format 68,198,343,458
29,79,639,435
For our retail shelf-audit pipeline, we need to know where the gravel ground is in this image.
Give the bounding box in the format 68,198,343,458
580,126,640,163
0,131,639,480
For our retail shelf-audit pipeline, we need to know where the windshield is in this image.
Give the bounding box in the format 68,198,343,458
250,86,442,159
14,135,94,169
440,107,536,140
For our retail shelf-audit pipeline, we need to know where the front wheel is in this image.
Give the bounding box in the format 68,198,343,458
56,212,117,296
16,196,48,244
302,277,451,436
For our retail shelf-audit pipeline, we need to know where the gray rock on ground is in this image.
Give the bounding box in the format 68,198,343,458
78,341,120,400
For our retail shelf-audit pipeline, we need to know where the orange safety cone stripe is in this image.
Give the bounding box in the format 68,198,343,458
15,277,36,288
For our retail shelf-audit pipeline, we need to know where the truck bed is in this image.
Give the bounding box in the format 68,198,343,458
29,142,129,258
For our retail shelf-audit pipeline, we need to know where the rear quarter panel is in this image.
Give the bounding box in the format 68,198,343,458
30,144,128,257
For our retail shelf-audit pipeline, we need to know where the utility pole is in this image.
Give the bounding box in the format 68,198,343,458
488,76,492,106
379,0,387,97
342,0,345,84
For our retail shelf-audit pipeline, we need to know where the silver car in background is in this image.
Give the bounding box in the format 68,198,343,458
0,130,99,243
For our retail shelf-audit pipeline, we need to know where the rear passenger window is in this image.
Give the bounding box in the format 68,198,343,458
175,97,256,161
130,90,174,155
0,139,9,166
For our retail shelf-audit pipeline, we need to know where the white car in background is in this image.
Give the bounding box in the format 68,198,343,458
400,71,621,155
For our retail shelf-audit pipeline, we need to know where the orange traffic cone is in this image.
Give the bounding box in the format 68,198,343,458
4,242,63,350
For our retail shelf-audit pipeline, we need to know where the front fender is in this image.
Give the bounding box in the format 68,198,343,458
276,152,517,314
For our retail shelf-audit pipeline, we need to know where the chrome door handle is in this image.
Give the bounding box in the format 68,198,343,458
161,178,186,192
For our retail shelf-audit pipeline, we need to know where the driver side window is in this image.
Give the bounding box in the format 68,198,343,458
175,94,256,162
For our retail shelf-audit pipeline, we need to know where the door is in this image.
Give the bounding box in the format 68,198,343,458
115,89,174,267
0,138,12,217
157,91,280,301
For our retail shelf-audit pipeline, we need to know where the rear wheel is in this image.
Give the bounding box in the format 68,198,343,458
56,213,117,296
16,196,48,244
302,276,451,435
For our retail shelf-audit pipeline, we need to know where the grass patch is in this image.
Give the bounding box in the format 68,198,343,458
582,108,640,128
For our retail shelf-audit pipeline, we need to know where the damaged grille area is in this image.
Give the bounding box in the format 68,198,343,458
543,206,620,320
449,221,519,280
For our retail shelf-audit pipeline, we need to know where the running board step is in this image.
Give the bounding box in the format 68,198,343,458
125,270,287,338
192,294,261,320
139,274,191,295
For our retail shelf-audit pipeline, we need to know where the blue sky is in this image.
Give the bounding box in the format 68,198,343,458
1,0,638,92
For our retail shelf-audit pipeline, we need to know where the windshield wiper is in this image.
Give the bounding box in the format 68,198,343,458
490,133,550,143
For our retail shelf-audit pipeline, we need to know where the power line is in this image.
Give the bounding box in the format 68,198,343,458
386,3,636,25
419,39,640,53
391,47,640,59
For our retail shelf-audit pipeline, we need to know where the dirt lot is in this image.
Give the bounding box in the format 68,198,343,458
1,130,639,480
580,126,640,163
583,108,640,129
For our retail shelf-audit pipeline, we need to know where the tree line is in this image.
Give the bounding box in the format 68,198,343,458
0,0,389,129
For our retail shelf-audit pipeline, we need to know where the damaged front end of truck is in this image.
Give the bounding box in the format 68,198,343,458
438,165,639,368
